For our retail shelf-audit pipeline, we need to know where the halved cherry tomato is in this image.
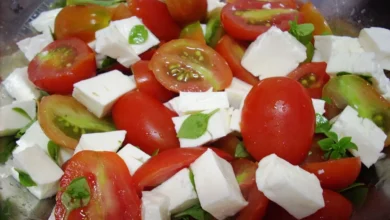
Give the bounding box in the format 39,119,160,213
55,151,141,220
132,61,176,102
110,3,134,21
232,159,257,199
166,0,207,25
55,5,111,43
241,77,315,165
180,21,206,44
288,62,330,99
221,1,302,41
304,134,326,163
302,157,361,190
150,39,233,92
28,38,96,95
39,95,116,149
132,147,233,192
128,0,181,41
212,133,241,158
300,2,332,35
237,185,269,220
227,0,298,9
112,90,180,155
140,47,158,60
215,35,259,86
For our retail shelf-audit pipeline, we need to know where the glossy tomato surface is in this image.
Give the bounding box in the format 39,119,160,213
241,77,315,165
180,21,206,44
166,0,207,25
110,3,134,21
212,133,242,158
300,2,332,35
232,159,257,199
227,0,298,9
237,185,269,220
28,38,96,94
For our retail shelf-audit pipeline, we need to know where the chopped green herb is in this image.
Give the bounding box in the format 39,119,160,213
177,109,219,139
315,113,331,134
152,149,159,156
100,56,117,70
66,0,126,6
15,119,36,139
189,170,196,191
129,25,149,45
50,0,67,8
173,203,212,220
15,169,37,187
48,140,60,164
339,182,366,193
61,177,91,212
234,141,250,158
0,136,17,164
12,107,33,121
340,183,368,208
304,42,314,63
318,132,358,160
289,20,315,45
39,89,50,100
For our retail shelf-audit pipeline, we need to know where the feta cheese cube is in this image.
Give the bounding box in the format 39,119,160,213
73,70,136,118
142,191,170,220
164,97,184,116
225,78,252,109
256,154,324,219
229,109,242,132
313,35,364,62
207,0,226,12
12,145,64,199
30,8,62,33
178,91,229,113
326,52,378,75
312,99,326,115
74,130,127,154
359,27,390,70
241,26,306,79
2,67,40,101
0,100,36,136
118,144,151,175
190,149,247,220
152,168,198,214
17,30,53,61
330,106,386,167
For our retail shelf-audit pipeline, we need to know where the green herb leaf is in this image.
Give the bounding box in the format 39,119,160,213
66,0,126,6
340,184,368,208
15,169,37,187
315,113,331,134
50,0,67,8
177,109,219,139
39,89,50,99
12,107,33,121
289,20,315,45
189,169,196,191
48,140,60,164
235,141,250,158
173,204,212,220
318,132,358,160
152,149,159,157
339,182,366,193
61,177,91,211
0,136,17,164
129,25,149,45
304,42,314,63
0,199,14,219
15,119,36,139
100,56,117,70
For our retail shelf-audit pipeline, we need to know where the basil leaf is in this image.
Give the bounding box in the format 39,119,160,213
339,182,366,193
177,109,219,139
189,169,196,191
289,20,314,45
340,185,368,208
0,136,17,164
66,0,126,6
0,199,14,219
61,177,91,211
315,113,331,134
304,42,314,63
129,25,149,45
235,142,250,158
173,204,212,220
15,169,37,187
12,107,33,121
48,140,60,164
15,119,36,139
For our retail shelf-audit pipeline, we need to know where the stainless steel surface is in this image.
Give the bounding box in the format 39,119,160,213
0,0,390,219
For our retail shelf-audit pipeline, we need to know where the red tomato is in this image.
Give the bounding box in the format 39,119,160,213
237,185,269,220
55,151,141,220
150,39,233,92
132,147,233,192
132,61,176,102
110,3,134,21
288,62,330,99
304,134,326,163
212,133,242,158
28,38,96,94
221,1,302,41
128,0,181,41
241,77,315,165
302,157,361,190
140,47,158,60
300,2,332,35
166,0,207,25
112,90,180,155
180,21,206,44
215,35,259,86
232,159,257,199
227,0,298,9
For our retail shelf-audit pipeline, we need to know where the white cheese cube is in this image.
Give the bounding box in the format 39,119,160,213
2,67,40,101
330,106,386,167
152,168,198,214
256,154,324,219
178,91,229,113
207,0,226,12
17,30,53,61
73,70,136,118
326,52,378,75
164,97,184,116
112,17,160,55
311,50,324,62
313,35,364,62
118,144,151,175
229,109,241,132
12,145,64,199
225,78,252,109
359,27,390,70
312,99,326,115
74,130,127,154
30,8,62,33
190,149,247,220
241,26,306,79
0,100,36,136
142,191,170,220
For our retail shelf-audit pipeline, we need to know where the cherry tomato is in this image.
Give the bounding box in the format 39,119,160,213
180,21,206,44
215,35,259,86
28,38,96,94
55,5,111,43
300,2,332,35
232,159,257,199
132,147,233,192
150,39,233,92
241,77,315,165
221,1,302,41
112,90,180,155
212,133,242,158
128,0,181,41
55,151,141,220
304,134,326,163
237,185,269,220
110,3,134,21
302,157,361,190
166,0,207,26
132,61,176,102
288,62,330,99
140,47,158,60
227,0,298,9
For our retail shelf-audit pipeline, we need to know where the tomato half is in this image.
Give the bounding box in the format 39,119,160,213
150,39,233,92
227,0,298,9
110,3,134,21
28,38,96,95
232,159,257,199
212,133,242,158
180,21,206,44
300,2,332,35
304,134,326,163
38,95,116,149
215,35,259,86
132,61,176,102
288,62,330,99
128,0,181,41
166,0,207,25
55,151,141,220
132,147,233,192
302,157,361,190
237,185,269,220
221,1,302,41
112,90,180,155
55,5,111,43
241,77,315,165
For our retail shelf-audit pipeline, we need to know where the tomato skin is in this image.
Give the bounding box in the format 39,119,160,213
132,61,176,102
241,77,315,165
302,157,361,190
215,35,259,86
228,0,297,9
28,38,96,95
110,3,134,21
288,62,330,99
237,185,269,220
132,147,233,192
166,0,207,26
112,90,179,155
180,21,206,44
212,133,241,158
304,134,326,163
232,159,257,199
300,2,332,35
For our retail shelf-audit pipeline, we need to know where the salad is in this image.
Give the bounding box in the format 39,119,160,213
1,0,390,219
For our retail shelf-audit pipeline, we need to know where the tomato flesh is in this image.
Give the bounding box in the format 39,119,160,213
212,133,242,158
166,0,207,25
232,159,257,199
237,185,269,220
110,3,134,21
300,2,332,35
180,21,206,44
